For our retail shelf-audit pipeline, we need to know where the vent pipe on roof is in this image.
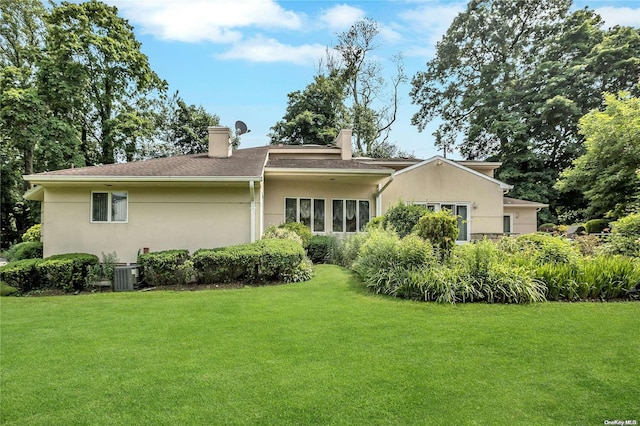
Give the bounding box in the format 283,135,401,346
208,126,232,158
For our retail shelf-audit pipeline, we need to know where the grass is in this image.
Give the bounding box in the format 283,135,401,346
1,264,639,425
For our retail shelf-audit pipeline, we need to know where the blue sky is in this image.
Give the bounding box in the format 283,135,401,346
105,0,640,159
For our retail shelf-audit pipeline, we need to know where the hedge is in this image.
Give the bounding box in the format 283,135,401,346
307,236,337,264
585,219,609,234
193,239,308,283
0,259,42,293
37,253,99,292
6,241,43,261
137,249,191,286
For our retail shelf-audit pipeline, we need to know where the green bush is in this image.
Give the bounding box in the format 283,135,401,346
0,259,42,293
585,219,609,234
193,239,309,284
397,233,436,269
21,224,42,242
574,235,601,257
612,212,640,235
6,241,43,261
307,235,338,264
280,222,312,248
598,234,640,258
537,256,640,301
499,234,579,265
262,225,303,246
37,253,99,292
138,249,190,286
353,229,400,282
1,281,18,296
538,223,555,232
382,201,428,237
414,210,459,260
332,232,370,268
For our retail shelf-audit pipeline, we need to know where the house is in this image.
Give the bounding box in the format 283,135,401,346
24,127,547,263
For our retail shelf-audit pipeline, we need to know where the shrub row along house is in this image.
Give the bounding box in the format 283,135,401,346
24,128,547,264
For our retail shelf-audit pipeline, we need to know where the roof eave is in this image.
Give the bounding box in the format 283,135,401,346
264,167,393,176
23,175,263,184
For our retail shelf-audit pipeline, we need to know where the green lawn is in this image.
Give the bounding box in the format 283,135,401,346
1,265,638,425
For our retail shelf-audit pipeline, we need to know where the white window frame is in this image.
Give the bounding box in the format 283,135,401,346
409,201,470,242
284,197,326,233
91,191,128,223
332,199,371,233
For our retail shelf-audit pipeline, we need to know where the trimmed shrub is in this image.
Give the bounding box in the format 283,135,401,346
6,241,43,261
138,249,190,286
585,219,609,234
307,235,337,264
538,223,555,232
262,225,303,246
1,281,18,296
382,201,428,237
414,210,459,260
256,239,306,281
37,253,99,292
280,222,312,248
193,239,309,284
0,259,42,293
21,224,42,242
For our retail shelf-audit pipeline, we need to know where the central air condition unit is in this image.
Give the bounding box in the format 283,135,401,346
114,266,138,292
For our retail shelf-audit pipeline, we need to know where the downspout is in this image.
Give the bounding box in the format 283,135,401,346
374,173,395,216
250,181,256,242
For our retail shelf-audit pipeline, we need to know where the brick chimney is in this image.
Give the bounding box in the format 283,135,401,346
207,126,232,158
335,129,352,160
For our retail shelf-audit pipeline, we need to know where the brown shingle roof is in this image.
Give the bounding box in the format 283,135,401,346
30,147,269,178
266,158,393,171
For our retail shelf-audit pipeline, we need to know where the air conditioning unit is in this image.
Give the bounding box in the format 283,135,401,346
114,266,138,292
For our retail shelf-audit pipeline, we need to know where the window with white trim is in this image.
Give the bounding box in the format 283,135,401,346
332,199,370,232
412,202,469,241
91,191,128,223
285,197,325,232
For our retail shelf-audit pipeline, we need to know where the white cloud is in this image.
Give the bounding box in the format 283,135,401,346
110,0,304,43
217,35,326,65
320,4,365,31
594,6,640,28
399,3,465,57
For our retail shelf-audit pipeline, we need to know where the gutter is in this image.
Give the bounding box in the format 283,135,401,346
23,175,262,184
249,181,256,243
374,173,395,216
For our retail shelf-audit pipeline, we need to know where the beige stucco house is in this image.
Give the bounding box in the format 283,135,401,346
24,127,547,263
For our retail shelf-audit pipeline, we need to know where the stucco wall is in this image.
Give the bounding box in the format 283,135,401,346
504,207,539,235
381,160,505,235
263,177,378,233
41,184,259,264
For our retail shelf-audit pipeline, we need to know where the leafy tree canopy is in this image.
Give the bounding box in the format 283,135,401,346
556,92,640,219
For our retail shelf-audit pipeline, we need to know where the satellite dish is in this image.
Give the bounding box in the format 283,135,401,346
235,120,250,136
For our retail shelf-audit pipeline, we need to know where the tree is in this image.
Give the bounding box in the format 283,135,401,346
555,92,640,219
410,0,640,222
269,74,348,145
41,0,166,165
332,19,407,156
